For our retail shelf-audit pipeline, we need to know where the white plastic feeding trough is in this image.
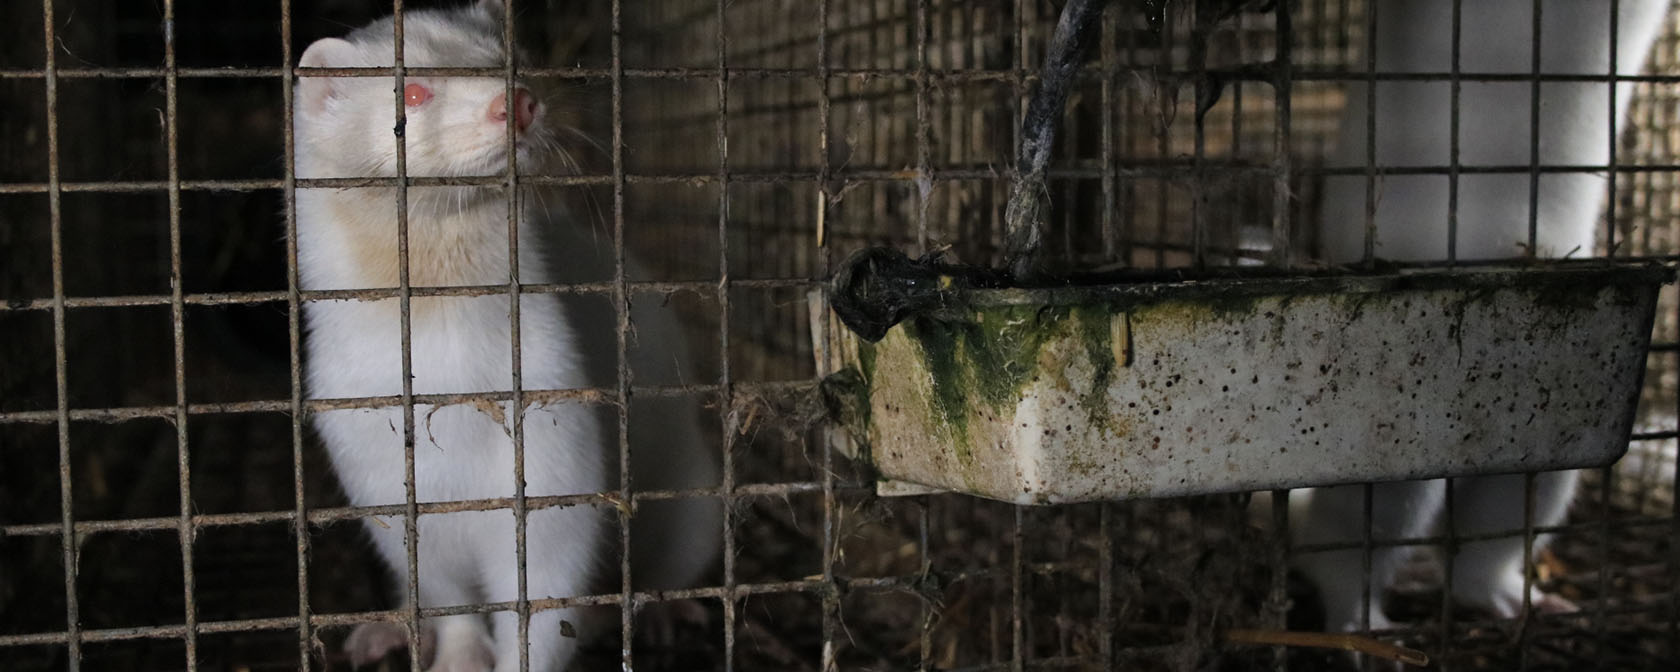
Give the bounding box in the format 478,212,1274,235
812,263,1668,505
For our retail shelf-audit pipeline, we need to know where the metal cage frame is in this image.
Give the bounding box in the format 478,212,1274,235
1,1,1678,670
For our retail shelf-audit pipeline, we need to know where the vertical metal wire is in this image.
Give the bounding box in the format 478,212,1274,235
1445,0,1462,266
162,1,199,668
1010,4,1030,666
1119,8,1137,266
494,1,532,669
1099,8,1117,265
1526,0,1544,255
40,0,80,668
1599,3,1624,667
1010,505,1025,671
1519,473,1537,672
1267,489,1289,672
1439,480,1457,672
1607,0,1624,258
715,0,738,669
1153,7,1171,269
1359,0,1377,265
1269,0,1293,267
385,3,425,669
608,1,638,668
1061,99,1077,262
1097,502,1113,671
1190,1,1208,269
916,502,933,672
1231,13,1247,257
1357,482,1373,640
1671,314,1679,664
1439,3,1465,666
279,2,312,669
1015,0,1029,260
915,0,931,252
869,1,887,255
1597,462,1614,671
818,2,841,670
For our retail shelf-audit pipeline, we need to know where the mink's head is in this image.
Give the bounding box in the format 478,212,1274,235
293,1,554,181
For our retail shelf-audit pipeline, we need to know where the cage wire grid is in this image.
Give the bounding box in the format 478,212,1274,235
0,0,1678,671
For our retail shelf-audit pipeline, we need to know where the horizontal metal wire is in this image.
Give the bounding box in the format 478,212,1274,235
0,556,1114,645
4,161,1679,196
1289,512,1678,554
0,379,814,424
0,556,1109,648
0,578,830,647
8,260,1680,318
0,479,853,539
8,3,1679,669
2,481,1662,560
6,64,1680,84
2,557,1669,652
0,278,813,313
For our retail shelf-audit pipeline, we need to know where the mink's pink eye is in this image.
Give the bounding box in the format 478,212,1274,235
404,82,432,107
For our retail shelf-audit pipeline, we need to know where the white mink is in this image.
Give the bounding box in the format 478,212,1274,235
1297,0,1666,639
294,2,720,671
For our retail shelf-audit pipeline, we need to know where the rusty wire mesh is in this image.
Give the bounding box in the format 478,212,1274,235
1,1,1678,671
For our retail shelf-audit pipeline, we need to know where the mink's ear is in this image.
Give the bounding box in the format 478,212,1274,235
297,38,359,116
477,0,507,23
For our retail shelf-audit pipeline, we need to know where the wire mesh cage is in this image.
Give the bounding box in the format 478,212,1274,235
1,1,1678,671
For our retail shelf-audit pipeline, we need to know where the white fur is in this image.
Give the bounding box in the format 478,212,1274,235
1299,0,1667,638
296,2,720,671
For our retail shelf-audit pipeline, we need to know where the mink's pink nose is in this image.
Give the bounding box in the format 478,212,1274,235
488,87,538,133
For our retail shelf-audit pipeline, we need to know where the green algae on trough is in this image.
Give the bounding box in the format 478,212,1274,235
862,303,1121,493
816,263,1669,505
902,305,1113,449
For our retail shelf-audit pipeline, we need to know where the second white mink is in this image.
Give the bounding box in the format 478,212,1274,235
1300,0,1666,643
295,2,720,671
